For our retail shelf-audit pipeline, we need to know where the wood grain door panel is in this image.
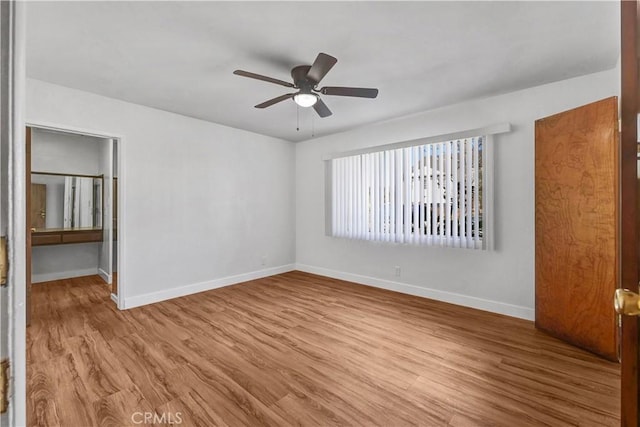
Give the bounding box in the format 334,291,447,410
535,97,618,362
30,183,46,230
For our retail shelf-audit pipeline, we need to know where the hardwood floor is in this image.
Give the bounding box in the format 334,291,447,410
27,272,620,426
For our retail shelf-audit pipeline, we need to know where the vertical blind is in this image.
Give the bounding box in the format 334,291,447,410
331,136,484,249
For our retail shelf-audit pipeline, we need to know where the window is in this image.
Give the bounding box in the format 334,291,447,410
328,135,491,249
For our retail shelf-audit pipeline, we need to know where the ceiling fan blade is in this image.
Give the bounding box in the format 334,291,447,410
254,93,295,109
306,53,337,84
313,98,332,118
234,70,294,88
321,86,379,98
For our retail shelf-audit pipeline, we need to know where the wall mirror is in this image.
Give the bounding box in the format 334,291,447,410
31,172,103,232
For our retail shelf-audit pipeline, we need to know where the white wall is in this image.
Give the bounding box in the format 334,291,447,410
30,129,104,282
31,129,102,174
27,78,296,306
295,68,619,320
32,243,101,282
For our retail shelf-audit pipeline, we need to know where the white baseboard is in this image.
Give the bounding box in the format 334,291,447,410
110,293,118,304
32,268,99,283
122,264,296,309
294,263,535,321
98,268,111,284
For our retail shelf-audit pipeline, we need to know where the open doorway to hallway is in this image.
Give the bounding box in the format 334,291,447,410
26,126,121,319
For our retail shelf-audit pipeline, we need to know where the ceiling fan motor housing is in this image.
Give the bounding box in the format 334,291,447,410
291,65,315,91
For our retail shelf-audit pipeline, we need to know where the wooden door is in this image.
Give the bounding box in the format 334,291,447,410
535,97,619,362
619,0,639,424
30,184,46,230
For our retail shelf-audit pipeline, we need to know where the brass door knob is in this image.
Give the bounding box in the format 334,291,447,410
614,288,640,316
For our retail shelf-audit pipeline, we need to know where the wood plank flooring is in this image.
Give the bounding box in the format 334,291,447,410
27,271,620,426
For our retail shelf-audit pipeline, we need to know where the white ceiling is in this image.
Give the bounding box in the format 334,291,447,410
26,1,619,142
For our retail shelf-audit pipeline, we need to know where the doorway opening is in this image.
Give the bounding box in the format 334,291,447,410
25,124,122,320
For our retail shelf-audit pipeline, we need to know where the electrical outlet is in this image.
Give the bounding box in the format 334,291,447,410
395,266,401,277
261,255,267,266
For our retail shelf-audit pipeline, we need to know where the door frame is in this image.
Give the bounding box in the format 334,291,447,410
26,121,126,310
1,1,27,425
620,0,640,425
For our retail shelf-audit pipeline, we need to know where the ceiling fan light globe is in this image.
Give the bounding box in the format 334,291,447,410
293,93,318,108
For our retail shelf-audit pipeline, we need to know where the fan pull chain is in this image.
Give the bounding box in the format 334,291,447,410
312,114,315,138
296,105,300,132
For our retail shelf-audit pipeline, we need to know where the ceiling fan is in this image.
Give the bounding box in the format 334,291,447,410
233,52,378,118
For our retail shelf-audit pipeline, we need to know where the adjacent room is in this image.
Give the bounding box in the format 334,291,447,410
7,1,637,426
